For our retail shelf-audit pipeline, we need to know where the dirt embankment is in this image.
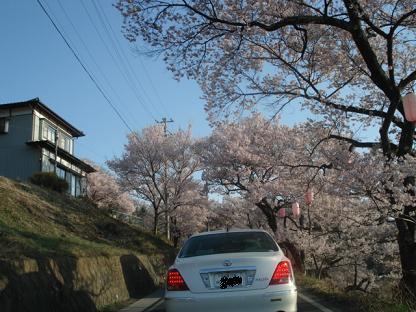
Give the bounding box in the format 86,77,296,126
0,177,174,311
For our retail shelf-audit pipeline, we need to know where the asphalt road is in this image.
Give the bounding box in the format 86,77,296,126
148,291,336,312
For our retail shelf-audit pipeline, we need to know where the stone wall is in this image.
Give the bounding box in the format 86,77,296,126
0,254,166,312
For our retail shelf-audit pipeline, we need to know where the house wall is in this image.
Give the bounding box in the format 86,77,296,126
0,110,40,180
33,109,75,155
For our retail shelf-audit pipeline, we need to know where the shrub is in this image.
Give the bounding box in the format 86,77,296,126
30,172,68,193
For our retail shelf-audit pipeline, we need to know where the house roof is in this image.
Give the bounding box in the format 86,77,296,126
0,98,85,137
27,140,96,174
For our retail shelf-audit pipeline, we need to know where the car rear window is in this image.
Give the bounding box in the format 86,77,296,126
178,231,279,258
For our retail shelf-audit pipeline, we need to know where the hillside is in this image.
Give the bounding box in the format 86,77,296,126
0,176,172,260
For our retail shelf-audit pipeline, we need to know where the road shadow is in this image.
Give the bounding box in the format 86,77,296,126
120,254,155,299
0,257,97,312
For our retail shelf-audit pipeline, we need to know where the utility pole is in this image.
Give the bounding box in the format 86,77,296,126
158,117,174,137
54,130,59,175
157,117,174,241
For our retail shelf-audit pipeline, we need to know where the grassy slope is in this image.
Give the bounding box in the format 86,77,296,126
0,176,172,259
296,273,410,312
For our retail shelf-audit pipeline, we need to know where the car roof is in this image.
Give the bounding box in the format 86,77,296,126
190,228,271,238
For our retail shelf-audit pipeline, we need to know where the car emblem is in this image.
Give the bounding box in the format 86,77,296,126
223,260,232,267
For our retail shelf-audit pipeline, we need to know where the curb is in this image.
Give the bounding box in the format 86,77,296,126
298,292,335,312
119,289,164,312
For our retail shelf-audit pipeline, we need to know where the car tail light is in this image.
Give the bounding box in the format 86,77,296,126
269,260,293,285
167,269,189,291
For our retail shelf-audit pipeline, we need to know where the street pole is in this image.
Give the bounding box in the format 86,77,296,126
157,117,173,241
54,131,59,175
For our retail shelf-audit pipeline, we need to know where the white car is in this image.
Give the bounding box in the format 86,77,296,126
165,229,297,312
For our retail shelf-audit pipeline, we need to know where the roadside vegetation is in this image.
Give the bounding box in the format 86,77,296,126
296,273,410,312
0,176,172,260
29,172,68,194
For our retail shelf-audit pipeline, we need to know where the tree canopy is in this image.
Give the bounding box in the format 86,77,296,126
116,0,416,297
117,0,416,157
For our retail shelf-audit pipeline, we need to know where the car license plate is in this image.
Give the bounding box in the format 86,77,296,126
214,272,244,289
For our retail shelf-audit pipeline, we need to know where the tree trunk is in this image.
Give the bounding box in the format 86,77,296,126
173,236,179,248
392,117,416,297
279,241,304,272
255,198,277,232
164,197,170,240
246,213,253,229
396,215,416,298
153,212,159,235
171,217,180,248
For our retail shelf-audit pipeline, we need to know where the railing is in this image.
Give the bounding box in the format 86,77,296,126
110,210,144,227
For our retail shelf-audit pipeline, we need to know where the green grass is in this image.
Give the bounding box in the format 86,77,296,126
295,272,411,312
0,176,173,260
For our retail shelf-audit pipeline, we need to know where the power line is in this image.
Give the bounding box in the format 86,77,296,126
89,0,158,120
83,0,154,122
137,56,170,116
35,0,134,133
54,0,142,129
80,0,157,121
93,0,169,117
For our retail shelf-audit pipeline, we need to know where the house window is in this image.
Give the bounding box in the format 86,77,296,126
78,177,86,196
0,118,9,134
56,167,66,180
54,167,81,196
58,134,74,154
42,123,57,143
71,175,76,196
41,154,54,173
40,120,74,154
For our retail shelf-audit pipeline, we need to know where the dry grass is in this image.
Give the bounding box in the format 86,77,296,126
295,272,412,312
0,176,173,260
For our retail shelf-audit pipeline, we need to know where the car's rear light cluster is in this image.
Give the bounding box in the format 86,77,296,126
269,260,293,285
167,269,189,291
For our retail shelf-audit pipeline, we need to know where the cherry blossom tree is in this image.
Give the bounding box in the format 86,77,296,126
329,152,415,293
293,191,399,291
197,113,349,234
86,161,135,214
170,201,211,246
116,0,416,294
196,114,402,291
206,196,268,231
107,125,202,237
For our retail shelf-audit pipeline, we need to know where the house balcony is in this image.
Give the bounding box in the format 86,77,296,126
26,140,95,197
27,140,95,175
35,119,75,155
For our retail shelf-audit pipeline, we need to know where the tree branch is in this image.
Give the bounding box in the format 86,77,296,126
329,134,381,148
399,70,416,90
181,1,352,32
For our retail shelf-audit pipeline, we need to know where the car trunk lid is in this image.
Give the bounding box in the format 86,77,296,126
174,251,283,293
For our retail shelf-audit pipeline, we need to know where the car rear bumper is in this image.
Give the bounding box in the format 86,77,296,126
165,287,297,312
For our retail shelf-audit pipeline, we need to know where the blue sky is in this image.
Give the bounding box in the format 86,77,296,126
1,0,214,166
2,1,371,168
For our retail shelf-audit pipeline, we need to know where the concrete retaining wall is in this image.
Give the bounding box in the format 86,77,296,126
0,254,165,312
